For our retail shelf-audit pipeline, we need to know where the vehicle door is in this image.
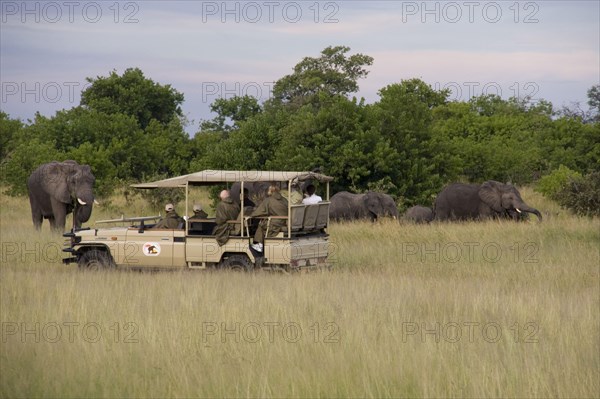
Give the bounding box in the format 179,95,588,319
124,228,175,268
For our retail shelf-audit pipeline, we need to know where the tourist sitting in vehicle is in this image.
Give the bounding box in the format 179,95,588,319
251,184,288,252
213,190,241,246
302,184,322,205
153,203,184,229
189,203,208,220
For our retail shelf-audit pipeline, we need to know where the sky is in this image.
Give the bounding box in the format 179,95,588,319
1,1,599,134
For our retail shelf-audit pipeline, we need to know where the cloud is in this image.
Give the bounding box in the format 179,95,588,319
1,1,598,130
369,50,598,83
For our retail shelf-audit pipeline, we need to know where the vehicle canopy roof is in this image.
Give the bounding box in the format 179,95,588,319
131,170,334,189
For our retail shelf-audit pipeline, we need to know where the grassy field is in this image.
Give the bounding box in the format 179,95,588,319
1,188,598,398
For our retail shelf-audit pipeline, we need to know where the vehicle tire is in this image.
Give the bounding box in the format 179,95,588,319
78,249,115,270
219,254,254,272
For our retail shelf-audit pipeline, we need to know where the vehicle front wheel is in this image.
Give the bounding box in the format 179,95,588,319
78,249,115,270
219,254,254,272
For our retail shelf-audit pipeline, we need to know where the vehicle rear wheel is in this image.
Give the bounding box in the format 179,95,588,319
219,254,254,272
78,249,115,270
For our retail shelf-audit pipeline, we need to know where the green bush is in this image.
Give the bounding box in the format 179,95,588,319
535,165,582,200
555,171,600,217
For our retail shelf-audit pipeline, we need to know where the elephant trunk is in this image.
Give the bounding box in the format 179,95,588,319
74,189,95,226
516,205,542,222
75,204,93,224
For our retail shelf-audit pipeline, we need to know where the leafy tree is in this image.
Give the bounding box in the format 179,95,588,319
0,112,23,161
586,84,600,123
199,95,262,133
268,94,399,192
536,116,599,174
587,85,600,111
555,171,600,217
558,85,600,123
193,106,289,171
535,165,583,200
81,68,184,129
1,137,64,196
432,95,556,185
143,119,192,176
374,79,453,204
272,45,373,108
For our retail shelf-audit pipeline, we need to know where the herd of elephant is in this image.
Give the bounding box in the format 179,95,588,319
331,181,542,223
26,161,542,232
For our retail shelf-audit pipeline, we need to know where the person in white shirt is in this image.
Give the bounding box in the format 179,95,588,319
302,184,322,205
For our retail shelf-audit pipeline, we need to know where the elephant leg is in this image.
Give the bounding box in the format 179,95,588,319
50,199,68,232
31,208,43,230
48,216,57,231
370,213,377,222
29,197,43,230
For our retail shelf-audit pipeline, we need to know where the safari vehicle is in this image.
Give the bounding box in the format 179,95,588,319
63,170,333,272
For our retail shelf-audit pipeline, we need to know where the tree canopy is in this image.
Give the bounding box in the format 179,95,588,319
272,45,373,108
81,67,184,129
1,46,598,211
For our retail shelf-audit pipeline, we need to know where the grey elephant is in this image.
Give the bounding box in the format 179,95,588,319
230,174,319,206
403,205,434,224
27,160,96,232
434,181,542,221
329,191,399,222
230,181,271,206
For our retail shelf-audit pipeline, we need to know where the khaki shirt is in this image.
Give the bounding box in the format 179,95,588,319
252,192,288,216
213,197,241,245
189,210,208,220
154,211,183,229
289,190,304,205
252,192,288,227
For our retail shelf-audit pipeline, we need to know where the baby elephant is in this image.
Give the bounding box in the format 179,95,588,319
403,205,434,224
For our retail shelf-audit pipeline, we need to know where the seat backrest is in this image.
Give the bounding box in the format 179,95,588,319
189,221,202,231
290,205,306,231
303,204,319,230
315,201,330,229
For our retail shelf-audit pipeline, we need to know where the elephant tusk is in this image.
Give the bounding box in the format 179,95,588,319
94,199,100,205
77,198,87,206
515,208,522,213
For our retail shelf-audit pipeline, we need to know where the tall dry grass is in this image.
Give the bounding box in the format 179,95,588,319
1,187,598,398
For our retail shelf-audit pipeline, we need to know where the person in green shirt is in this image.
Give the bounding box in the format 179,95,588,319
153,203,184,229
250,184,288,252
212,190,241,246
189,203,208,220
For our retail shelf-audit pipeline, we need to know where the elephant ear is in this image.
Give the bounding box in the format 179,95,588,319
479,181,504,212
42,162,73,204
